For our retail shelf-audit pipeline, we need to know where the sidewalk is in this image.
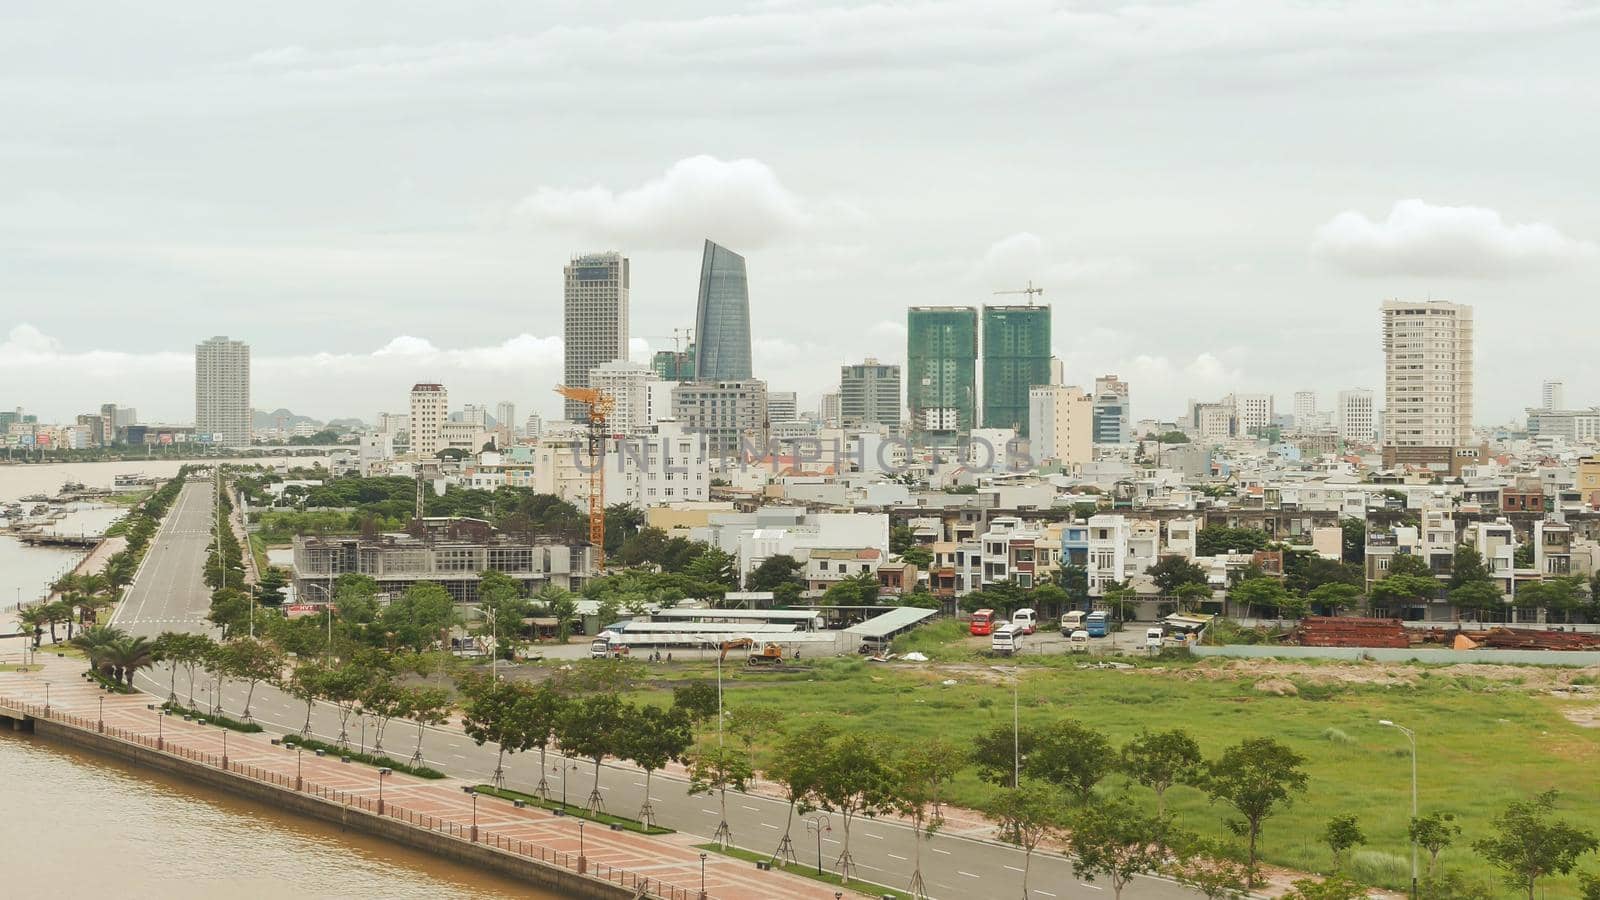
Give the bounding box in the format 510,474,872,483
0,654,843,900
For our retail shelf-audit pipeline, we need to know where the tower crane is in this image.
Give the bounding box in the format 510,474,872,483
992,281,1044,305
554,384,615,569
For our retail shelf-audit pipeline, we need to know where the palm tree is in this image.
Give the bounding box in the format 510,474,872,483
77,573,110,600
72,625,128,680
103,552,136,597
103,635,159,687
49,573,81,598
43,600,73,643
18,607,48,649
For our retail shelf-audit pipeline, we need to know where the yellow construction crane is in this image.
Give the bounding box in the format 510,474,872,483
992,280,1044,305
554,385,615,569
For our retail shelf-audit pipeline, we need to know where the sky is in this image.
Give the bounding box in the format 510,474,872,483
3,0,1599,427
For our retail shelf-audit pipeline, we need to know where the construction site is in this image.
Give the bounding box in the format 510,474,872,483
1293,616,1600,652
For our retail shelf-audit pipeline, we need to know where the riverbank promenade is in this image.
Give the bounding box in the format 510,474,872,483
0,653,842,900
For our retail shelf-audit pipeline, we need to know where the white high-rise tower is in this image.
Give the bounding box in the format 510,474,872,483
1382,300,1474,450
195,336,251,446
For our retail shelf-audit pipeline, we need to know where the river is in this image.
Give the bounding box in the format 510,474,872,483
0,728,556,898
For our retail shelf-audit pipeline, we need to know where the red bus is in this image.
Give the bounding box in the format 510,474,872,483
970,608,999,636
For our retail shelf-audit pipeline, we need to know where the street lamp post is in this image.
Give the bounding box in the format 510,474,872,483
578,821,587,873
44,681,51,713
463,786,478,842
805,813,831,876
157,709,165,750
98,695,104,733
295,747,303,791
377,767,391,816
222,729,229,769
699,851,708,900
1380,719,1419,900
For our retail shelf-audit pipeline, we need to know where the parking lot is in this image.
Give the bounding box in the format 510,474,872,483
965,620,1171,658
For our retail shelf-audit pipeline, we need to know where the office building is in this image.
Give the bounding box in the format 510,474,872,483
1293,391,1318,426
194,336,251,445
818,392,842,427
840,359,902,429
1029,385,1094,469
672,379,768,456
1337,389,1377,444
767,391,798,424
1543,380,1566,411
409,383,447,458
495,401,517,446
907,306,977,442
459,403,489,427
982,305,1052,435
693,240,752,381
1091,375,1131,444
589,360,663,435
1382,300,1474,467
563,251,630,419
1228,393,1275,436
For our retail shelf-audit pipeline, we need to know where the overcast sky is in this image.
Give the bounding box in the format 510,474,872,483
3,1,1598,426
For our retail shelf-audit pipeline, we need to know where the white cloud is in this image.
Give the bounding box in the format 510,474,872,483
972,232,1139,290
514,156,845,249
1311,199,1597,277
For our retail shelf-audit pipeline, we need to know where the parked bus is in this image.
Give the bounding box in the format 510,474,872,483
1011,607,1037,635
970,608,999,636
1086,610,1110,638
1059,610,1087,636
991,623,1023,655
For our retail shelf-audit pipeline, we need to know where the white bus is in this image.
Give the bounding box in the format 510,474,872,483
991,624,1023,656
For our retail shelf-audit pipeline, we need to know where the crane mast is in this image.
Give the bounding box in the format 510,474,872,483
553,385,614,569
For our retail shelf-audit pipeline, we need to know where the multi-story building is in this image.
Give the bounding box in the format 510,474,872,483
589,360,663,436
982,305,1052,436
194,336,251,445
980,516,1041,588
563,251,630,420
409,383,447,458
907,306,977,442
1091,375,1131,444
1527,408,1600,443
1028,385,1094,470
1543,380,1565,411
1337,389,1377,444
1293,391,1317,427
767,391,798,424
1086,514,1132,596
1382,300,1474,468
494,401,516,444
459,403,489,427
524,414,542,441
818,392,842,427
694,240,752,381
1579,456,1600,508
840,358,902,429
672,379,768,456
651,343,696,382
1187,401,1235,441
1228,393,1275,436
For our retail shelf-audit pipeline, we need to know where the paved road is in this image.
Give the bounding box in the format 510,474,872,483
114,485,1202,900
111,479,218,637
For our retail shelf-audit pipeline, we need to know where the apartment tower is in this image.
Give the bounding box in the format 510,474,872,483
982,305,1052,436
906,306,977,443
840,359,902,429
194,336,251,446
1382,300,1474,470
409,383,448,458
563,251,630,420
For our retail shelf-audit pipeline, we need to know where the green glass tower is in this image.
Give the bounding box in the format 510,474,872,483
907,306,978,443
982,305,1052,436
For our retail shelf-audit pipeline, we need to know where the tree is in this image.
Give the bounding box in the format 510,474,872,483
520,683,567,801
1472,790,1598,900
358,673,405,754
902,546,934,569
672,681,720,733
1387,553,1434,579
405,686,451,767
538,586,579,642
813,732,897,883
320,664,374,749
972,722,1038,788
685,546,738,597
1196,526,1270,557
1229,577,1289,619
281,661,330,737
1339,518,1366,565
1322,815,1365,870
156,632,214,704
1205,737,1308,885
1513,543,1535,569
1281,875,1368,900
983,780,1065,899
380,581,457,651
748,555,805,593
622,704,691,827
1148,556,1208,596
555,693,631,813
1166,836,1253,900
101,634,159,687
217,637,283,720
1068,796,1172,900
1448,545,1491,590
687,743,754,849
890,524,915,554
461,677,534,789
1409,812,1460,875
1307,582,1361,615
1025,718,1114,805
1448,579,1504,620
1581,872,1600,900
764,723,835,864
1102,582,1139,623
891,739,964,899
1120,728,1204,818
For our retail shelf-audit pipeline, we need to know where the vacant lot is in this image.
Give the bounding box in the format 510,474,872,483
639,637,1600,897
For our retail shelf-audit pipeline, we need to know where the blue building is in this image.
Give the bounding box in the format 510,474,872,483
693,240,753,381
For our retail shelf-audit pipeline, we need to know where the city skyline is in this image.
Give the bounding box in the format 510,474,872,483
5,4,1598,424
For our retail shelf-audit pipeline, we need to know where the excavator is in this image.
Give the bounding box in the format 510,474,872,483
716,637,785,666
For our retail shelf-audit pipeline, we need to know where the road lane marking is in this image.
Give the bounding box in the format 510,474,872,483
700,809,718,815
863,833,883,840
888,853,907,861
741,805,760,812
958,871,980,879
1036,891,1057,897
1004,864,1024,872
761,823,778,830
931,848,952,855
1078,884,1103,891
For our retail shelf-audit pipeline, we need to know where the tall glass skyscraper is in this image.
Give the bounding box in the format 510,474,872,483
693,240,752,381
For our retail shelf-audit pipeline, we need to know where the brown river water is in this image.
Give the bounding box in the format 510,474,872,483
0,728,563,898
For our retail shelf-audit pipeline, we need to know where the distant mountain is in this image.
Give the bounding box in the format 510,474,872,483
327,417,367,429
252,408,320,428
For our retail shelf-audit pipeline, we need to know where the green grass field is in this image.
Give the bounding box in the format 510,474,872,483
636,645,1600,897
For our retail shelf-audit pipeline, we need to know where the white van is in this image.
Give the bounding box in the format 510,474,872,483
1145,627,1165,650
1060,610,1086,636
1068,629,1090,651
992,624,1023,656
1012,608,1037,635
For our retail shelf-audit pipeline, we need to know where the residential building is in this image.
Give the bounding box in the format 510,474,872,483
1543,380,1565,411
1028,384,1094,470
459,403,489,427
1382,300,1474,466
1580,457,1600,507
563,251,630,419
693,240,753,381
1091,375,1131,444
523,414,542,441
1228,393,1275,436
818,392,841,427
1293,391,1317,426
494,401,516,445
588,360,662,435
806,548,883,592
840,359,902,429
982,304,1052,435
194,335,251,445
767,391,798,424
409,383,447,458
1337,389,1377,444
907,306,977,442
1188,401,1235,441
441,421,491,452
980,516,1041,588
672,379,768,456
1086,514,1131,596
